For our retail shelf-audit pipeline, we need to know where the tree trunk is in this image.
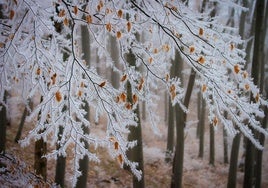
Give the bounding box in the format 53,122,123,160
55,126,66,187
165,96,174,163
34,97,47,181
75,23,91,188
254,2,268,186
223,112,229,164
110,36,120,89
209,123,215,166
126,50,144,188
0,91,7,153
165,50,182,163
14,102,30,143
34,137,47,181
198,95,205,158
227,133,241,188
171,68,195,188
244,0,264,187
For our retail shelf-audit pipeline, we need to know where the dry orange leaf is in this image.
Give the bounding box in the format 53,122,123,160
116,31,122,39
127,21,131,32
114,142,119,150
117,154,123,165
148,57,153,64
170,84,175,93
213,117,218,126
244,84,250,90
165,74,170,82
77,90,83,97
10,10,15,20
36,67,41,75
230,43,235,51
234,64,240,74
199,28,204,36
132,94,138,104
125,102,132,110
63,17,69,26
80,82,85,88
189,46,195,53
58,9,65,17
73,6,78,15
106,23,112,32
255,93,259,102
243,71,248,78
120,92,127,102
202,84,207,92
120,74,127,82
198,56,205,64
55,91,62,102
86,15,92,24
98,81,106,87
117,9,123,18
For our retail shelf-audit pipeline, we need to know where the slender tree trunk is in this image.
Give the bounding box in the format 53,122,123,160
223,112,228,164
0,91,7,153
227,133,241,188
55,125,66,187
14,101,31,143
209,123,215,166
34,97,47,181
244,1,264,187
171,68,195,188
75,23,91,188
254,1,267,187
198,96,205,158
110,36,120,89
165,97,174,163
126,50,144,188
165,50,182,163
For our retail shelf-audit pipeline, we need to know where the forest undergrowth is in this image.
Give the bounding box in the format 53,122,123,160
4,91,268,188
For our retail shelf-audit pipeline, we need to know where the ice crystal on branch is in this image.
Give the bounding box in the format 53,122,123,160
0,0,267,185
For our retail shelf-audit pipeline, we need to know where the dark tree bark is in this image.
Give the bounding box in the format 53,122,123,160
55,125,66,187
0,91,7,154
209,123,215,166
198,95,205,158
75,23,91,188
165,50,183,163
223,112,229,164
34,97,47,181
126,50,144,188
254,1,268,187
227,133,241,188
171,68,195,188
244,1,265,187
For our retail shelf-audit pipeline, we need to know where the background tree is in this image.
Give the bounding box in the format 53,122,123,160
0,1,267,187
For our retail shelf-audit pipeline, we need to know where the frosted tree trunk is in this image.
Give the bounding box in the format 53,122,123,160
227,0,248,186
254,0,267,187
165,50,183,163
75,24,91,188
223,112,229,164
0,91,7,153
227,133,241,188
209,123,215,166
110,36,120,89
14,100,32,143
34,97,47,181
198,95,205,158
244,0,264,187
126,50,144,188
171,68,195,188
55,126,66,187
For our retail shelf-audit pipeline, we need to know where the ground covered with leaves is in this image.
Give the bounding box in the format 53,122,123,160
3,95,268,188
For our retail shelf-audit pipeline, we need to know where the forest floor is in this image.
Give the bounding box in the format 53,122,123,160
4,92,268,188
